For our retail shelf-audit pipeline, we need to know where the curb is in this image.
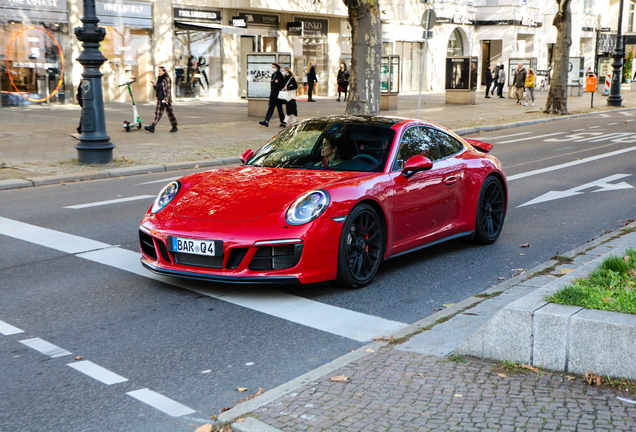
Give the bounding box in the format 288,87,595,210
453,106,636,136
0,158,240,190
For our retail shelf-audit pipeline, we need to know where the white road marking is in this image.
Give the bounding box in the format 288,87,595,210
626,119,635,123
20,338,72,358
507,145,636,181
127,389,196,417
497,132,565,144
0,217,109,254
0,319,24,335
0,218,408,342
519,174,633,207
136,177,179,186
619,111,635,116
64,195,155,209
474,132,531,140
67,360,128,385
607,122,619,125
599,113,611,117
587,126,601,129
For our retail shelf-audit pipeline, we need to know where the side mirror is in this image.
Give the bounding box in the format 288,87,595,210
240,149,254,164
401,155,433,178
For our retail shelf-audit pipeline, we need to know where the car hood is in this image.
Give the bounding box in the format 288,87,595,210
173,166,364,221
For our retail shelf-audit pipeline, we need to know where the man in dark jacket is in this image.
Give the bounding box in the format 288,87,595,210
484,65,492,99
259,63,286,127
513,63,527,104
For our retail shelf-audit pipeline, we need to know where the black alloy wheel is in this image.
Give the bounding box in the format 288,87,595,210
474,176,506,244
336,204,385,288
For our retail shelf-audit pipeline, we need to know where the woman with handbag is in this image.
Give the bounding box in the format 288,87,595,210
259,63,286,127
336,62,350,102
281,67,298,127
145,66,178,133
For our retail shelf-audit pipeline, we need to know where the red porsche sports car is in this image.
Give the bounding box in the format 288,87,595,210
139,115,507,288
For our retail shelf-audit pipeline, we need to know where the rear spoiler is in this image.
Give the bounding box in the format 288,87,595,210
464,139,493,153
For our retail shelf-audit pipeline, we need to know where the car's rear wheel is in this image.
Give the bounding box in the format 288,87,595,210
474,175,506,244
336,204,385,288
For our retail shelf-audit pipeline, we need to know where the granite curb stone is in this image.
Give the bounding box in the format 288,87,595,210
29,171,109,186
231,417,283,432
107,164,166,177
0,178,33,190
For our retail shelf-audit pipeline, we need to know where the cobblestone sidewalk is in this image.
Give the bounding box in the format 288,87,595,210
249,348,636,432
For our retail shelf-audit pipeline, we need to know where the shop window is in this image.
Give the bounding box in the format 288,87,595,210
100,25,153,103
447,29,464,57
173,28,222,99
0,22,69,106
300,36,328,96
396,41,423,93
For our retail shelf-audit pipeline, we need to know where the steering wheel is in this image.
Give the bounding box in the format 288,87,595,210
352,154,380,168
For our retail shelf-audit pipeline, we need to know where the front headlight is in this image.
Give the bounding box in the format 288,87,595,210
151,181,181,214
286,190,330,225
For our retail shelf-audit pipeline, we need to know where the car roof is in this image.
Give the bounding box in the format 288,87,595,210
298,115,435,129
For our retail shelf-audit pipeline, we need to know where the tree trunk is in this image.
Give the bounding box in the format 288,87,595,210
544,0,572,115
344,0,381,115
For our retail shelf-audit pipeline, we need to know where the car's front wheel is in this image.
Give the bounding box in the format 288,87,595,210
336,204,385,289
474,175,506,244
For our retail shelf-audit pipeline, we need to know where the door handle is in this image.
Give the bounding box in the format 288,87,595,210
444,177,458,186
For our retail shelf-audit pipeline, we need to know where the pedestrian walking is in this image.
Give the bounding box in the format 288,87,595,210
497,65,506,98
145,66,178,133
281,66,298,127
524,68,536,106
513,62,527,104
306,59,317,102
484,65,492,99
491,64,499,96
76,82,84,134
259,63,286,127
336,62,350,102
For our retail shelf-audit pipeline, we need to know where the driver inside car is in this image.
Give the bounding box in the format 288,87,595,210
314,136,344,167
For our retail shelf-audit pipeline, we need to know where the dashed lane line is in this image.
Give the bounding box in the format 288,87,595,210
472,132,531,140
136,177,179,186
127,389,197,417
0,216,409,342
0,319,24,335
497,132,565,144
599,113,611,117
64,195,155,209
67,360,129,385
19,338,72,358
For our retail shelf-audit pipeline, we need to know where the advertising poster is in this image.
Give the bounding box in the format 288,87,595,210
380,58,389,93
246,54,277,98
445,57,470,90
567,57,584,86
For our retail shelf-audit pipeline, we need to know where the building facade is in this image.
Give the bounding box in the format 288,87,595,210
0,0,633,107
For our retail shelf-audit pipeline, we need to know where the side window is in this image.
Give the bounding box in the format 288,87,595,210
434,130,465,158
393,127,442,170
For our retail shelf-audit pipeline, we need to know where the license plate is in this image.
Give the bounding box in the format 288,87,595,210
170,236,221,256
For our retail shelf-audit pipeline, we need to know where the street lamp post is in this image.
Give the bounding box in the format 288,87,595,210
607,0,625,107
74,0,114,164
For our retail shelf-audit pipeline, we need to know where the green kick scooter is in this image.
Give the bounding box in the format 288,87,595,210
119,78,142,132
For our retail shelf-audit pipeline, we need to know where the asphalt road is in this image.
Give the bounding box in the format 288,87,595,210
1,110,635,431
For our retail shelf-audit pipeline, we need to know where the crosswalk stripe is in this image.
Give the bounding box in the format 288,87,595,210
127,389,196,417
0,319,24,335
473,132,531,140
619,111,634,116
0,217,409,342
599,114,611,117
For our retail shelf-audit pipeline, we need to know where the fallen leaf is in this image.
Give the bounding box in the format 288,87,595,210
365,349,375,353
513,268,524,272
235,418,246,423
520,243,530,248
625,256,630,264
433,308,443,311
454,394,463,397
560,268,575,275
520,253,526,256
566,376,576,380
585,370,602,386
462,323,466,326
417,373,425,378
194,425,213,432
442,303,455,308
498,373,507,377
210,415,218,420
498,277,505,280
237,387,248,392
195,164,200,169
372,336,386,341
521,364,540,373
330,375,349,382
74,356,83,361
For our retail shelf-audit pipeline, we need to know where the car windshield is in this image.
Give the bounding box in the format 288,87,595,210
247,122,396,172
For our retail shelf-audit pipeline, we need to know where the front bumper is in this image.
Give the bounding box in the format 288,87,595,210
138,211,344,285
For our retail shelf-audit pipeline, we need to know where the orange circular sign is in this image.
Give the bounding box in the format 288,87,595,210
6,26,66,102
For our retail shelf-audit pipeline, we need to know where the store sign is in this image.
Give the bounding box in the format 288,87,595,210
174,7,221,22
232,17,247,28
239,12,279,27
97,1,152,18
287,22,303,36
3,0,67,10
296,17,328,36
